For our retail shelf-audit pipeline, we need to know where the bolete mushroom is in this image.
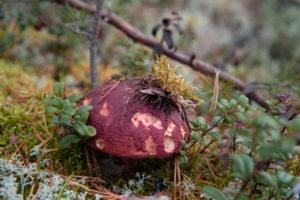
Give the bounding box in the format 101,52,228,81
80,77,190,159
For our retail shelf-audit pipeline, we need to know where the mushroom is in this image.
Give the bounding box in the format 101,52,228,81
80,78,190,159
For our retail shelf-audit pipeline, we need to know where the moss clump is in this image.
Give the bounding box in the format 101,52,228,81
0,60,86,175
0,105,40,152
0,60,50,153
152,57,202,107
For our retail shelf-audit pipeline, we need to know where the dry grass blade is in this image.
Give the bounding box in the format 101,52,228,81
209,70,220,113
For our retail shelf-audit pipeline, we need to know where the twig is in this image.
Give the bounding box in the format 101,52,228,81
90,149,101,177
200,140,216,154
177,160,182,199
173,158,177,200
209,70,220,112
97,80,120,103
14,141,25,155
53,0,103,88
52,19,90,37
84,145,92,176
89,0,103,89
204,158,216,177
234,179,250,200
55,0,269,109
281,112,299,135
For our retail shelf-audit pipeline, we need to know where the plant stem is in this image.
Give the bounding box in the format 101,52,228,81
89,0,103,89
235,179,250,200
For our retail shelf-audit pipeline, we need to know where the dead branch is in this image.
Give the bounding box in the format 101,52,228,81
89,0,102,89
55,0,269,108
52,19,90,37
54,0,103,89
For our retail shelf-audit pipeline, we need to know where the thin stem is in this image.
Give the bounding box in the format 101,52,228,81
89,40,98,89
232,134,236,153
89,0,103,89
200,140,216,154
235,179,250,200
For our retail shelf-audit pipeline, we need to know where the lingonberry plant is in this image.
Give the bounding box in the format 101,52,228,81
180,94,300,199
43,82,96,149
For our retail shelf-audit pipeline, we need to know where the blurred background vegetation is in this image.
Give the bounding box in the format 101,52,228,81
1,0,299,91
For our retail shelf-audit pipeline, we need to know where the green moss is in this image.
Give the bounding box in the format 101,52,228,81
0,60,48,153
0,60,87,174
152,57,202,106
0,105,40,151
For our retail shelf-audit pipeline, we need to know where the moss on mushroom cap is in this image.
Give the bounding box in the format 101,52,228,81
80,79,190,158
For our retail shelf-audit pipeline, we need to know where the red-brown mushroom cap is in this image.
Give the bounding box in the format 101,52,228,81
80,79,190,159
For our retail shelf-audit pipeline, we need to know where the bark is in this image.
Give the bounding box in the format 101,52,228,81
89,0,102,89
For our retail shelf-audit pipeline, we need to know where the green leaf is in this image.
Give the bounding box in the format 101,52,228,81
45,106,60,113
73,121,87,136
69,94,81,103
50,116,61,125
254,114,279,130
43,96,55,105
78,104,92,112
62,107,76,116
288,118,300,133
190,116,207,131
208,131,222,140
219,98,229,110
211,116,222,126
279,188,293,199
179,154,188,166
53,82,64,97
191,131,204,143
256,138,295,161
231,154,254,181
60,116,73,126
86,126,96,137
236,193,249,200
76,104,92,122
202,186,231,200
228,99,237,108
238,95,249,107
258,171,277,187
277,171,294,185
60,134,81,149
234,112,247,122
76,112,89,123
257,143,284,160
47,97,66,108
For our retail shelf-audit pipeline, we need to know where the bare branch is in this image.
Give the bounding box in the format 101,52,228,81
89,0,103,89
52,18,90,37
55,0,269,108
54,0,103,89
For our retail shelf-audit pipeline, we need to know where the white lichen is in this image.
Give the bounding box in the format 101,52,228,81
0,156,102,200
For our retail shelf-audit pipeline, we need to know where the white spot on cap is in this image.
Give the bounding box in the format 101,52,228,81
164,137,175,153
164,122,176,137
82,98,91,105
96,138,105,150
145,136,157,155
180,125,187,138
99,102,109,117
131,112,163,129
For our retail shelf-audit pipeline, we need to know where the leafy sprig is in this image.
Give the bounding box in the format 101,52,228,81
181,94,300,199
43,82,96,149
